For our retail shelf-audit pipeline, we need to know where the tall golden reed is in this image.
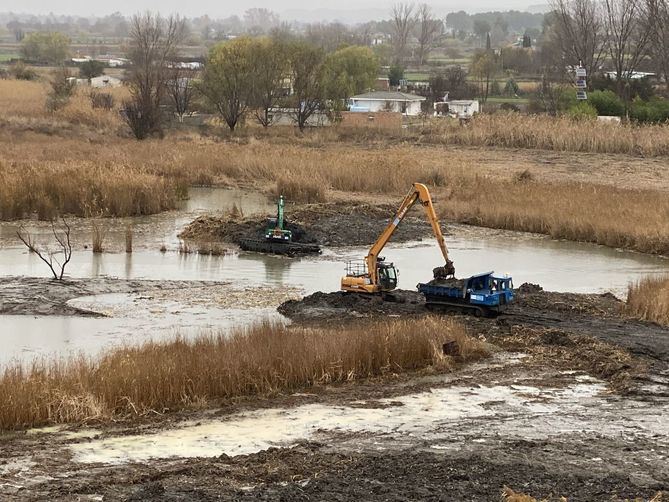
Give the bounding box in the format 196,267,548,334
626,275,669,325
0,317,485,430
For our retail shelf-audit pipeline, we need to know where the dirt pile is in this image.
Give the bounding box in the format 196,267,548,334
278,290,425,321
179,201,438,248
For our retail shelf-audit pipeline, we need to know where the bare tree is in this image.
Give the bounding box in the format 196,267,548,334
550,0,606,80
603,0,652,100
391,3,416,63
645,0,669,90
416,4,442,65
124,13,186,139
17,219,73,280
166,66,197,123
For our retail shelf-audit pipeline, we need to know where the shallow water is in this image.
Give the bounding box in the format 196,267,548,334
0,233,665,295
1,187,669,365
68,375,669,465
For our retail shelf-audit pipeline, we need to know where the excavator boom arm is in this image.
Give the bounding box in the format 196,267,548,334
365,183,453,285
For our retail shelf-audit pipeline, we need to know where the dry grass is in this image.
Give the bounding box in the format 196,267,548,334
0,317,485,430
0,79,127,132
1,135,668,255
0,162,181,219
626,275,669,325
274,175,328,203
428,113,669,157
439,172,669,255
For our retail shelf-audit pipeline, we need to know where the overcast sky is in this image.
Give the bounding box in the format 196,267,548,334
8,1,544,21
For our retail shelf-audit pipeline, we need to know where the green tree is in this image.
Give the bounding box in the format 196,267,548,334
248,38,290,127
388,64,404,87
79,60,105,80
473,20,491,46
324,45,379,110
287,41,328,130
21,32,70,64
200,37,256,131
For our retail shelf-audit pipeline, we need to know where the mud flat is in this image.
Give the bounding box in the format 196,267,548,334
180,201,439,248
1,352,666,501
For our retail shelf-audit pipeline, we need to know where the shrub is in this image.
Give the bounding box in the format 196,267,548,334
45,67,76,112
503,78,519,96
79,60,105,80
567,101,598,120
10,62,38,81
629,97,669,124
588,90,624,117
499,102,520,112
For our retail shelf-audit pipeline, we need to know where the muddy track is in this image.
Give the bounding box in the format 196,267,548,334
14,441,664,502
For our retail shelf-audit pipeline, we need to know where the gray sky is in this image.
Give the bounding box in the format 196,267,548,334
9,1,542,21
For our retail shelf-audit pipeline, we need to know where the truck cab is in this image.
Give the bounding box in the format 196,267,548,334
466,272,514,309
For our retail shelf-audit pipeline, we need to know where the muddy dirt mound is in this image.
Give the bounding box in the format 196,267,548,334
278,290,425,321
179,215,316,245
518,282,543,294
179,201,437,248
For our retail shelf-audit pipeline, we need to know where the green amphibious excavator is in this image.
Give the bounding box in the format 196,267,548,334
239,196,321,256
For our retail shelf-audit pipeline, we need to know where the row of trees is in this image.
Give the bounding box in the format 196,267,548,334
200,38,377,131
122,14,379,139
546,0,669,97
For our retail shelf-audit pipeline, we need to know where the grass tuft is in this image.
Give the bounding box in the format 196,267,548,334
625,275,669,325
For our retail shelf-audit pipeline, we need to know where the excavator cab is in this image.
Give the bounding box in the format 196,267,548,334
377,260,398,291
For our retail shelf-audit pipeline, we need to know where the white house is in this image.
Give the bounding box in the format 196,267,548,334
349,91,426,116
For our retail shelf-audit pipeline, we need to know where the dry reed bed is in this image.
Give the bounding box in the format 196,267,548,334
626,275,669,325
0,140,454,217
2,137,669,256
0,317,484,430
0,79,127,131
439,175,669,256
0,163,180,219
430,113,669,157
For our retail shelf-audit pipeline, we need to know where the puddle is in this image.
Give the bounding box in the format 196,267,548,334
70,381,623,465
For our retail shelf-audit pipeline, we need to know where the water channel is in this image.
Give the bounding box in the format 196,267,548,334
1,187,668,365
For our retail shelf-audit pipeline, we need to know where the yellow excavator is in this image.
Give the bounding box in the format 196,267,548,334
341,182,455,294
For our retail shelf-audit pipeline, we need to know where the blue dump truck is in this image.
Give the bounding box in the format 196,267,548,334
418,272,514,317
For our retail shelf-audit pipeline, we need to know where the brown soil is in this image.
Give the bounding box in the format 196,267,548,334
179,201,440,248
